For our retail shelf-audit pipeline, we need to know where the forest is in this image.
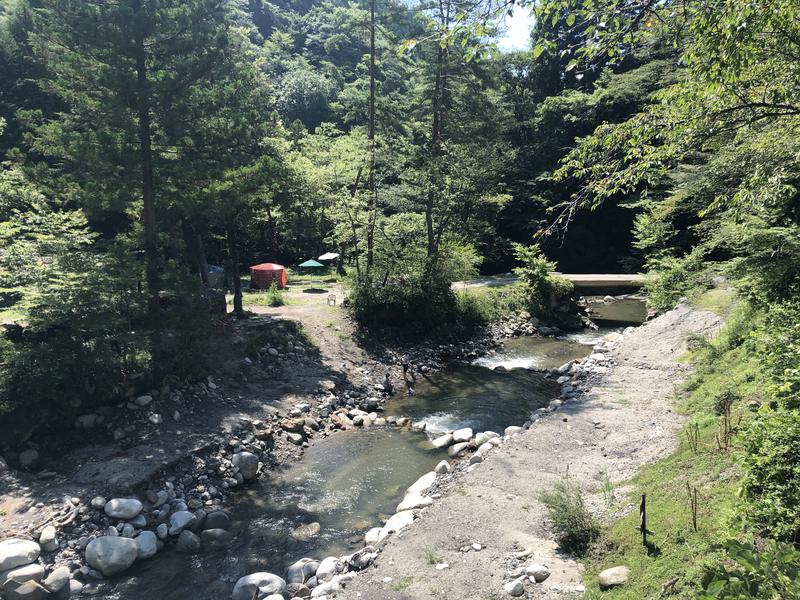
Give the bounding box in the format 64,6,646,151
0,0,799,599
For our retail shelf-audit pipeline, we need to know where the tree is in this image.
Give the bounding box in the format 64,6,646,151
28,0,236,369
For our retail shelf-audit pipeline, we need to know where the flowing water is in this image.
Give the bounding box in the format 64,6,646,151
109,297,646,598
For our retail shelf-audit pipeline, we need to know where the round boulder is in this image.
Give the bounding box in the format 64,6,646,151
0,539,41,572
104,498,143,520
85,536,138,576
231,572,286,600
175,530,201,554
599,565,629,589
231,452,259,481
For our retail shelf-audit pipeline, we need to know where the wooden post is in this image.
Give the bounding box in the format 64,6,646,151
640,494,647,546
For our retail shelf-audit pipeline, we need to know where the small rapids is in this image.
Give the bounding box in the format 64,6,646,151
108,297,646,600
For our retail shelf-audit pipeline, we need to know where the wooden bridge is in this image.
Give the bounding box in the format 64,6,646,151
555,273,645,288
455,273,645,289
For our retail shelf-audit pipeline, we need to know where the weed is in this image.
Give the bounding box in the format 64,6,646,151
539,480,600,556
391,576,414,591
424,548,442,565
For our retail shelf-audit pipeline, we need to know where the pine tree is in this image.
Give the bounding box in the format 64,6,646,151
29,0,234,369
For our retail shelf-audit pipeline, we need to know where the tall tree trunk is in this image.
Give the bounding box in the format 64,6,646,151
426,0,451,260
133,1,161,369
366,0,377,275
226,213,244,318
195,227,210,287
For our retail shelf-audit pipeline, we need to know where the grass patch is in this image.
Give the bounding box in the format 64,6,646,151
580,309,765,598
690,287,738,316
391,576,414,591
424,548,442,565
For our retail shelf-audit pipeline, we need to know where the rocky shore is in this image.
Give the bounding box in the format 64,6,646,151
0,306,602,600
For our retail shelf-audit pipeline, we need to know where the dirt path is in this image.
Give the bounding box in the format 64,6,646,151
338,302,722,600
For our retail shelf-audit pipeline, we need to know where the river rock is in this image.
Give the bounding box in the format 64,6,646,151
364,528,382,546
287,433,304,446
176,530,200,554
18,450,38,468
431,433,453,449
381,511,414,538
0,563,45,587
231,573,287,600
473,431,499,445
598,565,629,589
447,442,469,456
200,529,232,551
525,563,551,582
452,427,473,443
232,452,259,481
168,511,197,535
285,583,311,598
85,536,138,576
42,566,70,593
315,556,343,583
346,547,377,570
503,576,526,596
135,531,158,559
0,539,41,572
406,471,436,496
4,579,46,600
156,524,168,540
104,498,143,520
434,460,450,474
203,511,231,531
468,453,483,465
476,441,494,455
291,522,321,541
38,526,57,553
396,494,433,512
90,496,106,510
411,421,427,431
286,558,319,584
504,425,524,436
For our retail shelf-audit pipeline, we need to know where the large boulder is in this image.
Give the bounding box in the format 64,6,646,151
104,499,143,520
231,452,259,481
0,539,41,572
447,442,469,456
525,563,551,583
381,511,415,538
599,566,629,589
231,573,286,600
85,536,138,576
396,494,433,512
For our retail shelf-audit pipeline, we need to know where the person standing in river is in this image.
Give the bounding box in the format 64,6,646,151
401,352,413,380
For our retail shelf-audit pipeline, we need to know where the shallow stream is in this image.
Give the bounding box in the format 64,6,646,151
110,298,645,599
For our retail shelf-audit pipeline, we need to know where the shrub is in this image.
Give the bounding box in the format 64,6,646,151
644,247,710,312
539,480,600,555
265,282,285,307
513,244,573,317
701,539,800,599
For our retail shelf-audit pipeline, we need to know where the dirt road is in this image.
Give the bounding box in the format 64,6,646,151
338,302,722,599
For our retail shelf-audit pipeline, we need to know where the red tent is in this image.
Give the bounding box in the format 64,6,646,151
250,263,288,290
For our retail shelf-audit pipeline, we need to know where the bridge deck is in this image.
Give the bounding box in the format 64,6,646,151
555,273,645,288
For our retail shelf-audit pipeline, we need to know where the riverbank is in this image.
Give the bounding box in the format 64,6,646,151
336,301,722,599
0,284,572,598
